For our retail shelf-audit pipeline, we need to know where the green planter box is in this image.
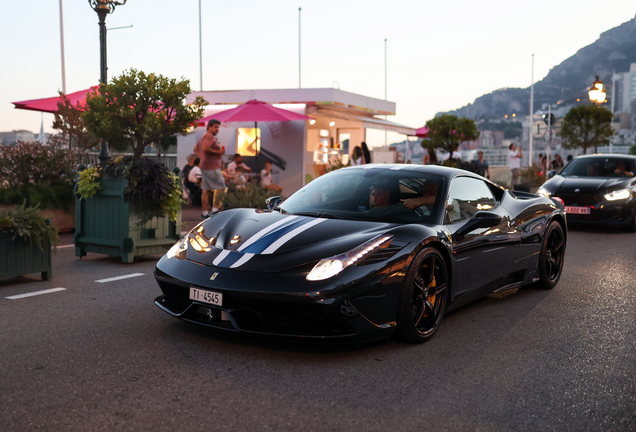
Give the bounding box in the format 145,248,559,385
74,178,181,263
0,232,52,281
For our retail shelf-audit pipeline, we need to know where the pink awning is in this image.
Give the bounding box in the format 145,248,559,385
414,126,428,138
12,87,98,114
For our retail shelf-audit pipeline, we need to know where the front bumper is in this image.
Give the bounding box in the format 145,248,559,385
564,204,634,227
153,255,404,342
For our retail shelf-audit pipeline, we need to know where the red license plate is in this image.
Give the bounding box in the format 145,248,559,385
565,206,591,215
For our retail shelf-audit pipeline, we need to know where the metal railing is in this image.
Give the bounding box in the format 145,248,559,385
82,153,178,170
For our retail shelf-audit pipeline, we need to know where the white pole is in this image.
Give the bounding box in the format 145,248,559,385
610,72,616,154
199,0,203,91
58,0,66,94
384,38,387,146
298,7,302,88
528,54,534,167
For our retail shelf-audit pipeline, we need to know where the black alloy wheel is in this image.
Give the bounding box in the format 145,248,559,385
395,247,448,343
537,221,565,289
626,208,636,232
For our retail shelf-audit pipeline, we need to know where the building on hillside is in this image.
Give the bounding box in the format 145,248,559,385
0,130,35,146
612,63,636,122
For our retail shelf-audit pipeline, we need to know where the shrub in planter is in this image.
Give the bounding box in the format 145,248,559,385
0,202,59,281
222,182,279,210
77,156,183,224
0,140,78,214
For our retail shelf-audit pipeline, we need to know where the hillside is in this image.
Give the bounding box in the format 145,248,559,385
442,14,636,119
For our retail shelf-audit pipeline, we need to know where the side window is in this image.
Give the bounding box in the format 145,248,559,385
444,177,497,224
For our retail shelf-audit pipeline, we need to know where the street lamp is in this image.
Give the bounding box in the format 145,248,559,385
588,76,607,106
88,0,127,164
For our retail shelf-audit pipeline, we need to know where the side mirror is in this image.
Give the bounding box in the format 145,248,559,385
453,211,502,240
265,196,282,212
547,170,556,179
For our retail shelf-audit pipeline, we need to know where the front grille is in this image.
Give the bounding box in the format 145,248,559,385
230,305,352,336
554,193,600,206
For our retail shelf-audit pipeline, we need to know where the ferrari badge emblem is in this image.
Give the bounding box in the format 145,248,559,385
210,272,219,281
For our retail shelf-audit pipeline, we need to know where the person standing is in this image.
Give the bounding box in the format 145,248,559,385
351,146,363,165
476,151,490,179
361,142,371,164
194,119,226,218
551,154,564,170
508,143,522,187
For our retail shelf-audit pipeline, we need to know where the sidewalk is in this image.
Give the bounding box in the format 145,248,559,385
58,204,204,247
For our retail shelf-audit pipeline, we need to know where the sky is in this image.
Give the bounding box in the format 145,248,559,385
1,0,635,147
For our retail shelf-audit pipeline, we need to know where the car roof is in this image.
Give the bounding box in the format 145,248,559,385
573,154,636,160
341,163,477,180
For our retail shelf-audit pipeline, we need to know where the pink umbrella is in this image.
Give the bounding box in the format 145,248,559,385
199,99,310,125
12,86,98,113
199,100,311,167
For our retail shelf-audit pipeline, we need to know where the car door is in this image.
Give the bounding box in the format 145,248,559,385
443,176,518,302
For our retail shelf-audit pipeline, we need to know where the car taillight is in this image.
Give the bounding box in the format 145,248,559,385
552,197,564,205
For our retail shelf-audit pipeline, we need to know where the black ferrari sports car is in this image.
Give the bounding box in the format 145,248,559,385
154,164,567,343
538,154,636,231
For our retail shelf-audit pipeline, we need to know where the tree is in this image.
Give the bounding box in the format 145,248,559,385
83,69,207,159
422,114,480,158
52,93,101,152
560,105,613,154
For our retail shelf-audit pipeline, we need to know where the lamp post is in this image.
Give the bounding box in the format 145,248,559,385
588,76,607,106
588,76,610,153
88,0,127,164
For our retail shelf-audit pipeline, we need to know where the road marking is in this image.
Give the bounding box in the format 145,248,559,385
58,244,74,249
95,273,145,283
6,288,67,300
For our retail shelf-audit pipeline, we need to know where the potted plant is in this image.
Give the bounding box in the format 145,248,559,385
0,139,78,232
0,202,59,281
73,69,207,263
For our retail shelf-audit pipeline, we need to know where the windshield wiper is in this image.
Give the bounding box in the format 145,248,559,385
291,211,345,220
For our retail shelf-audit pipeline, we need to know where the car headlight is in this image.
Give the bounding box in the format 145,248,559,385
306,235,393,281
166,236,188,259
604,189,632,201
537,187,552,198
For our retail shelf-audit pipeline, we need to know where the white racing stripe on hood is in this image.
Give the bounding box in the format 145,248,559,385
237,215,299,252
230,253,255,268
261,218,327,255
212,249,231,266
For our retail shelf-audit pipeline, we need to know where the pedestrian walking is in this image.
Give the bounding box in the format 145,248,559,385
508,143,522,187
194,119,226,218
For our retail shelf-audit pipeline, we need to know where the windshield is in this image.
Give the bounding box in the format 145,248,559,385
279,168,443,224
559,157,635,178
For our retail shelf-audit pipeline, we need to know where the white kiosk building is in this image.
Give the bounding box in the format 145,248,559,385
180,88,415,195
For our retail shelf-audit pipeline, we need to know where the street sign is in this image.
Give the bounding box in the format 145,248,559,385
544,113,556,126
532,121,547,138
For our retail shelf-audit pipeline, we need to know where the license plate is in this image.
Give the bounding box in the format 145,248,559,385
189,287,223,306
565,206,591,215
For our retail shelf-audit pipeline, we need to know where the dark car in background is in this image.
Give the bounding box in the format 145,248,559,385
155,164,567,343
538,154,636,231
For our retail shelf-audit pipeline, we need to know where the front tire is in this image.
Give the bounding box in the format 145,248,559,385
625,208,636,232
395,247,448,343
537,221,565,289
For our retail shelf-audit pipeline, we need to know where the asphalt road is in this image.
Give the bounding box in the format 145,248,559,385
1,226,635,431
